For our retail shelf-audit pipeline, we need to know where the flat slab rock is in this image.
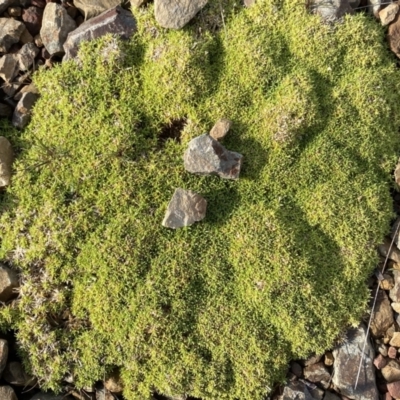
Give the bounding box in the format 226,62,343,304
332,324,379,400
162,188,207,229
74,0,122,19
154,0,208,29
63,5,136,61
183,134,243,180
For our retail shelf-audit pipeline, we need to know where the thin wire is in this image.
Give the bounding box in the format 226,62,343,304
354,221,400,389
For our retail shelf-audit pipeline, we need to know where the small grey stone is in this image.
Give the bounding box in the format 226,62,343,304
282,380,314,400
18,43,40,71
3,361,35,386
0,386,17,400
154,0,208,29
370,290,394,338
209,118,231,141
63,6,136,61
0,54,19,83
40,3,76,56
0,264,18,301
309,0,354,20
304,362,331,389
183,134,243,180
0,18,25,53
162,188,207,229
74,0,122,19
332,324,378,400
12,92,40,130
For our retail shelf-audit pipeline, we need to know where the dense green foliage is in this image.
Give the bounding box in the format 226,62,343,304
0,1,399,398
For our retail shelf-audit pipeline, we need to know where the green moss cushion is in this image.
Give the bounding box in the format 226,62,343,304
0,1,399,398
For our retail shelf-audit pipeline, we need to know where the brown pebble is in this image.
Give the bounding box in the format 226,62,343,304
209,118,232,141
389,346,398,359
374,354,388,370
390,332,400,347
324,351,334,366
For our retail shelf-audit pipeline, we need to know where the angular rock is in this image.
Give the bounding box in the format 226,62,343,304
382,360,400,383
209,118,231,141
380,274,394,291
332,324,378,400
309,0,353,20
0,103,12,118
303,354,323,367
183,134,243,180
40,3,76,56
304,362,331,389
390,271,400,303
63,6,136,61
0,386,17,400
373,353,387,369
162,188,207,229
377,343,389,357
282,380,314,400
12,91,39,129
390,332,400,347
22,6,44,37
154,0,208,29
379,238,400,264
0,340,8,375
388,381,400,399
18,43,40,71
130,0,149,8
74,0,122,19
388,15,400,59
0,264,18,301
3,361,35,386
379,3,399,26
389,346,397,359
0,18,25,53
19,28,34,45
0,54,19,82
371,290,394,338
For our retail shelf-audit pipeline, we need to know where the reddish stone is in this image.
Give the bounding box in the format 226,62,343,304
374,354,388,370
22,6,43,36
385,392,393,400
388,381,400,399
389,346,398,359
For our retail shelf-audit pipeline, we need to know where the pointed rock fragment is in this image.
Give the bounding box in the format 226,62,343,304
162,188,207,229
332,324,378,399
184,134,243,180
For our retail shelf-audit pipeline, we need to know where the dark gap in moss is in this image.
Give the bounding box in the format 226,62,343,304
158,118,186,146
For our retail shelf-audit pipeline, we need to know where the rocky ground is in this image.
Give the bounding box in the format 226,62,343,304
1,0,400,399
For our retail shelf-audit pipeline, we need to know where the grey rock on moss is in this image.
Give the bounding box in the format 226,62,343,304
162,188,207,229
184,134,243,180
12,92,40,129
209,118,231,141
309,0,353,20
154,0,208,29
63,6,136,61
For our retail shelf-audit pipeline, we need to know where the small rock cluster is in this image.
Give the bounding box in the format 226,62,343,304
162,119,243,229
